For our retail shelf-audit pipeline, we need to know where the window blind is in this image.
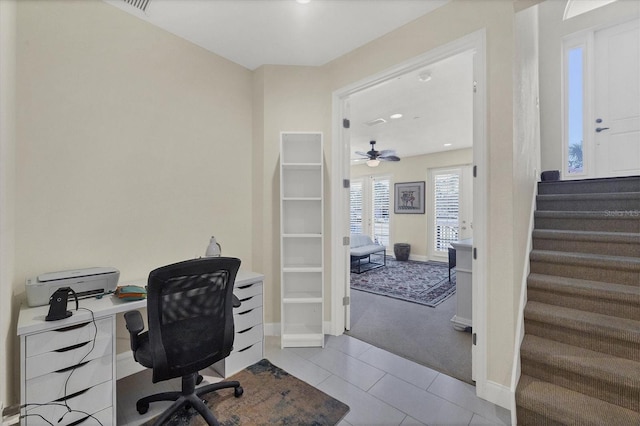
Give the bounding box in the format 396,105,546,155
434,172,460,252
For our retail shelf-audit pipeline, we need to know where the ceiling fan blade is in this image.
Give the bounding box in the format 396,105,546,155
377,149,396,156
379,155,400,161
354,151,370,157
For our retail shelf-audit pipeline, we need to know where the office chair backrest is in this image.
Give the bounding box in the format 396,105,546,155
146,257,241,383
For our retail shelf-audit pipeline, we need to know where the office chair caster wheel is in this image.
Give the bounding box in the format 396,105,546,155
196,374,204,385
136,401,149,414
234,386,243,397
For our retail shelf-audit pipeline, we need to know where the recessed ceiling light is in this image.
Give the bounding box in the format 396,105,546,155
390,113,403,119
444,143,452,147
296,0,311,4
418,71,432,82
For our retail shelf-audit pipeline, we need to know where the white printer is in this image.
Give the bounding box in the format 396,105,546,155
26,267,120,307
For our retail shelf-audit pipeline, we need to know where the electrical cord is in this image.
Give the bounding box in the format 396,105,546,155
20,307,105,426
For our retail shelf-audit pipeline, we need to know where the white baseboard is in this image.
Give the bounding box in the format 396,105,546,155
482,380,513,411
407,254,429,262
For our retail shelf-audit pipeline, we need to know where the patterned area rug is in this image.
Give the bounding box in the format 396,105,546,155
144,359,349,425
350,258,456,307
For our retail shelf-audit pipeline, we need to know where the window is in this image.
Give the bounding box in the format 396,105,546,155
566,45,585,175
372,177,390,246
349,176,390,247
349,180,363,234
434,171,460,253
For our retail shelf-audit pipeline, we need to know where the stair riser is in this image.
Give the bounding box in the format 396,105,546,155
538,177,640,195
523,320,640,362
532,237,640,257
535,216,640,233
527,288,640,321
536,198,640,212
515,407,565,426
530,260,640,286
521,360,640,412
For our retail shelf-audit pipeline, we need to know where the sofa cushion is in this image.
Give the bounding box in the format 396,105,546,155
350,234,374,248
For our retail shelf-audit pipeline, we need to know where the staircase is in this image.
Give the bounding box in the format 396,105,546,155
516,176,640,425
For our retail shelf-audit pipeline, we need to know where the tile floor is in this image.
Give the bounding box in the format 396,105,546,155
117,335,511,425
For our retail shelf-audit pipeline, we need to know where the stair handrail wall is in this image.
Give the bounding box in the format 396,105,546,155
510,177,539,425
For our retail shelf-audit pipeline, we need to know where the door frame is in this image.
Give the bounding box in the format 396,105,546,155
330,29,488,394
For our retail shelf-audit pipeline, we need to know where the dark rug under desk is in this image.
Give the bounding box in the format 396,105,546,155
142,359,349,425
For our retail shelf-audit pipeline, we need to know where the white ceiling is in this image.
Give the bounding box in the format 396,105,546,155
104,0,470,160
349,50,474,162
104,0,449,70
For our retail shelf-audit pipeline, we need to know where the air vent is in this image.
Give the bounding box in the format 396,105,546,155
365,118,387,126
123,0,151,12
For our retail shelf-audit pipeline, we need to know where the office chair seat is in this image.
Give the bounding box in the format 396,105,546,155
124,257,244,426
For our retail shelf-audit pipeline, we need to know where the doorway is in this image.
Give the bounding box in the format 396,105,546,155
331,30,487,388
563,18,640,179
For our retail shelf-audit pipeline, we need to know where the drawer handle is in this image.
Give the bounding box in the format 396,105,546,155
55,341,90,353
56,322,91,332
237,327,253,334
237,345,254,353
236,283,256,290
54,386,89,402
55,360,90,373
67,414,96,426
239,297,252,302
237,309,254,316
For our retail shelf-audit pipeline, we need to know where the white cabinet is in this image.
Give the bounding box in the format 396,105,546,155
20,317,116,425
280,132,324,348
451,238,473,331
213,276,264,377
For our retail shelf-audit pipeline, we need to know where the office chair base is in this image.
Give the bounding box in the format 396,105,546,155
138,373,242,426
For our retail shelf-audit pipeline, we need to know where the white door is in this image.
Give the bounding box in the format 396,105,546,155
594,19,640,177
429,166,473,261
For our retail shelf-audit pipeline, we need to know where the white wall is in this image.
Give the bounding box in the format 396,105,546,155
351,149,473,260
0,0,17,410
12,0,254,403
539,0,640,174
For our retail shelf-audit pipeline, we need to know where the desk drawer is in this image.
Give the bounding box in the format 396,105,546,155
26,318,112,357
234,281,262,300
25,380,112,426
235,292,262,313
234,307,262,331
225,342,263,376
26,334,112,380
233,325,263,352
26,355,112,403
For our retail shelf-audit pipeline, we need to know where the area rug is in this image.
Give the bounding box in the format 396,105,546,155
143,359,349,425
350,258,456,307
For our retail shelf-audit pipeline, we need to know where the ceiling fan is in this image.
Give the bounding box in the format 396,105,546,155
354,141,401,167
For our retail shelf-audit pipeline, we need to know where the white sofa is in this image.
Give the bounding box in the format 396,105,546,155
350,234,386,273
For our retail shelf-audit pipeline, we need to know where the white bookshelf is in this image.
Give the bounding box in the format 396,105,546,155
280,132,324,348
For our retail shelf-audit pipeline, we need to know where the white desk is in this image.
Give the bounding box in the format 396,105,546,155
17,270,264,426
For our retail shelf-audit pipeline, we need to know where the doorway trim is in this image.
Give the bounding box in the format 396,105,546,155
330,29,488,396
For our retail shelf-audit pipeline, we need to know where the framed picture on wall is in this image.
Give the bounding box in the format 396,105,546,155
394,181,425,214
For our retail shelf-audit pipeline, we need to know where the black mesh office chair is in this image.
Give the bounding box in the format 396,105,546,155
124,257,243,426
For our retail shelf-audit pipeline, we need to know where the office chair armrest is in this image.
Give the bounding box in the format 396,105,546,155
124,310,145,352
233,294,241,308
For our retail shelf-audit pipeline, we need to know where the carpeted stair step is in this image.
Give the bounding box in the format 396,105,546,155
520,335,640,411
516,374,640,426
535,210,640,233
537,175,640,195
527,273,640,320
536,192,640,212
523,301,640,362
529,249,640,286
532,229,640,257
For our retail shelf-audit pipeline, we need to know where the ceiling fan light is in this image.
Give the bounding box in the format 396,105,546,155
366,159,380,168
